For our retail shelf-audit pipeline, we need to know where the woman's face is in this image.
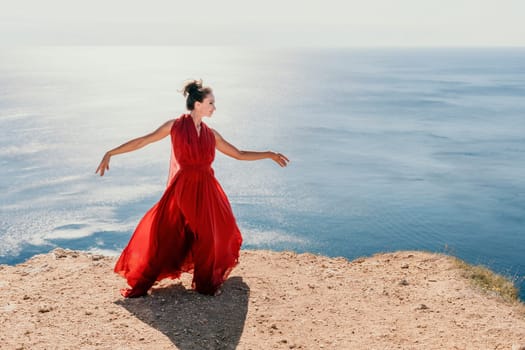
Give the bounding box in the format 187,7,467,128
195,93,216,118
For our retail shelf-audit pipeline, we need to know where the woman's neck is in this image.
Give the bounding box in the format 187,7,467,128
189,112,203,127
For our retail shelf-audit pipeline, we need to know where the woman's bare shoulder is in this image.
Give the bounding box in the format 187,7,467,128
159,119,176,131
210,127,221,137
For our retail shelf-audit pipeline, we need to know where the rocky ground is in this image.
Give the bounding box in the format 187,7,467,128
1,248,524,349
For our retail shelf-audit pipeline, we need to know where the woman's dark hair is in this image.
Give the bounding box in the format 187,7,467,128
182,79,213,110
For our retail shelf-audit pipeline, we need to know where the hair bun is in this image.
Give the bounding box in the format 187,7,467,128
183,79,203,97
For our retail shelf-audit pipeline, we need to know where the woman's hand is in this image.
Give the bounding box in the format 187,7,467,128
95,152,111,176
213,128,290,167
271,152,290,167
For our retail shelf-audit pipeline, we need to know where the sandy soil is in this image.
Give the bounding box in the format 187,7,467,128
1,248,524,350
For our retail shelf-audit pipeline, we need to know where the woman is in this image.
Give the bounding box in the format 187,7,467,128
96,80,289,297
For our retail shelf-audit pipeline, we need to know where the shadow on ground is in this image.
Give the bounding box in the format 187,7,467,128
115,276,250,350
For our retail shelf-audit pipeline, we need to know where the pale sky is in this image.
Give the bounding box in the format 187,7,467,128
1,0,524,46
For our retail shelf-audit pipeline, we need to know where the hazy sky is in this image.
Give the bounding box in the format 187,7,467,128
1,0,524,46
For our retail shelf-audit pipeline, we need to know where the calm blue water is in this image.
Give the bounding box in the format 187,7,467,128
1,47,524,300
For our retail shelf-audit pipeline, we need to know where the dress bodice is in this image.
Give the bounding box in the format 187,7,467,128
171,114,215,170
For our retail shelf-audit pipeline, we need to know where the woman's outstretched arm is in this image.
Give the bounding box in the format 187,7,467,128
212,129,289,167
95,119,175,176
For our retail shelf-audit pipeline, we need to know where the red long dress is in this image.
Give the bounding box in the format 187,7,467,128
114,114,243,297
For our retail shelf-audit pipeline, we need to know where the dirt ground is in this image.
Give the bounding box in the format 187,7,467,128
1,248,524,350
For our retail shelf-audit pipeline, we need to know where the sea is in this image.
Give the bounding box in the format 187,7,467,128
1,46,524,300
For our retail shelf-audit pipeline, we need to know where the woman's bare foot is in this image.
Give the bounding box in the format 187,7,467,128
120,288,148,298
214,288,223,296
